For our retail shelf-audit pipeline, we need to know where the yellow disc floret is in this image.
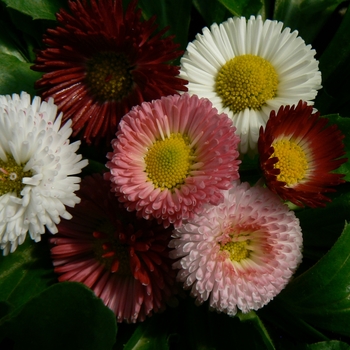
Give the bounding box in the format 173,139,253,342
271,139,308,186
85,52,133,101
145,133,194,190
215,54,278,113
221,240,250,262
0,154,32,197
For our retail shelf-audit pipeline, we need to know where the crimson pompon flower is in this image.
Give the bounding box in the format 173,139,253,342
258,100,347,207
105,93,241,228
50,173,178,323
32,0,187,145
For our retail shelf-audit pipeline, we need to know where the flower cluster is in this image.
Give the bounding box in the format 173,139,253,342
2,0,347,326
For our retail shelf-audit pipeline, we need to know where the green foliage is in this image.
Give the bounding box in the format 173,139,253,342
315,6,350,116
273,0,344,44
278,223,350,337
193,0,237,26
217,0,263,17
1,282,117,350
325,115,350,181
0,53,41,95
2,0,67,20
137,0,192,52
0,238,55,313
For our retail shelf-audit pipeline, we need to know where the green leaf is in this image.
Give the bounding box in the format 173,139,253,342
171,297,276,349
259,299,329,344
0,301,13,320
207,308,276,349
2,0,66,20
0,20,26,62
217,0,263,17
325,114,350,182
1,5,49,62
0,53,42,96
237,311,275,350
306,340,350,350
317,3,350,83
277,222,350,337
193,0,232,26
315,7,350,115
0,237,56,313
296,187,350,261
273,0,344,44
2,282,117,350
138,0,192,52
123,316,169,350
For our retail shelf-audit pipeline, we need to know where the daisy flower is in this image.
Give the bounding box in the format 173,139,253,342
258,100,346,208
106,93,241,228
50,173,178,323
180,15,322,155
0,92,88,255
169,181,303,315
32,0,187,145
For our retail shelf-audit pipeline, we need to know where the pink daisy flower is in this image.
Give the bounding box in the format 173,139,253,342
50,173,177,323
169,181,303,315
106,93,241,228
32,0,187,145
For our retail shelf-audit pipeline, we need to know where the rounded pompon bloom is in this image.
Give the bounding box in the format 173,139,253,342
169,181,303,315
179,15,322,155
105,93,241,228
50,173,178,323
258,100,347,208
0,92,88,255
31,0,187,145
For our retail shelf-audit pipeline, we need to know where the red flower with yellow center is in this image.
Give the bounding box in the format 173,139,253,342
258,101,347,207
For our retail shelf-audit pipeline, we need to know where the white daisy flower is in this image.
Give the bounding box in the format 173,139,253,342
0,92,88,255
180,15,322,155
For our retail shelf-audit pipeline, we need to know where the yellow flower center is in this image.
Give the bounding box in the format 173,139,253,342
144,133,194,191
215,54,278,113
271,139,308,186
0,154,32,197
221,240,250,262
93,220,131,275
85,52,133,101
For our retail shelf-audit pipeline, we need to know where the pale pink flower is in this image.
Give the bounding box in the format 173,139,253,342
50,173,177,323
169,181,303,315
106,93,241,228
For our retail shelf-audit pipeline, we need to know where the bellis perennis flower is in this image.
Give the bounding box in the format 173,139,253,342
50,174,178,323
180,15,321,155
32,0,187,145
106,93,241,228
258,100,346,208
169,181,303,315
0,92,88,255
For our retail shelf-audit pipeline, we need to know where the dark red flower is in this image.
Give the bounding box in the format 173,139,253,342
258,100,347,207
32,0,187,145
50,173,177,323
